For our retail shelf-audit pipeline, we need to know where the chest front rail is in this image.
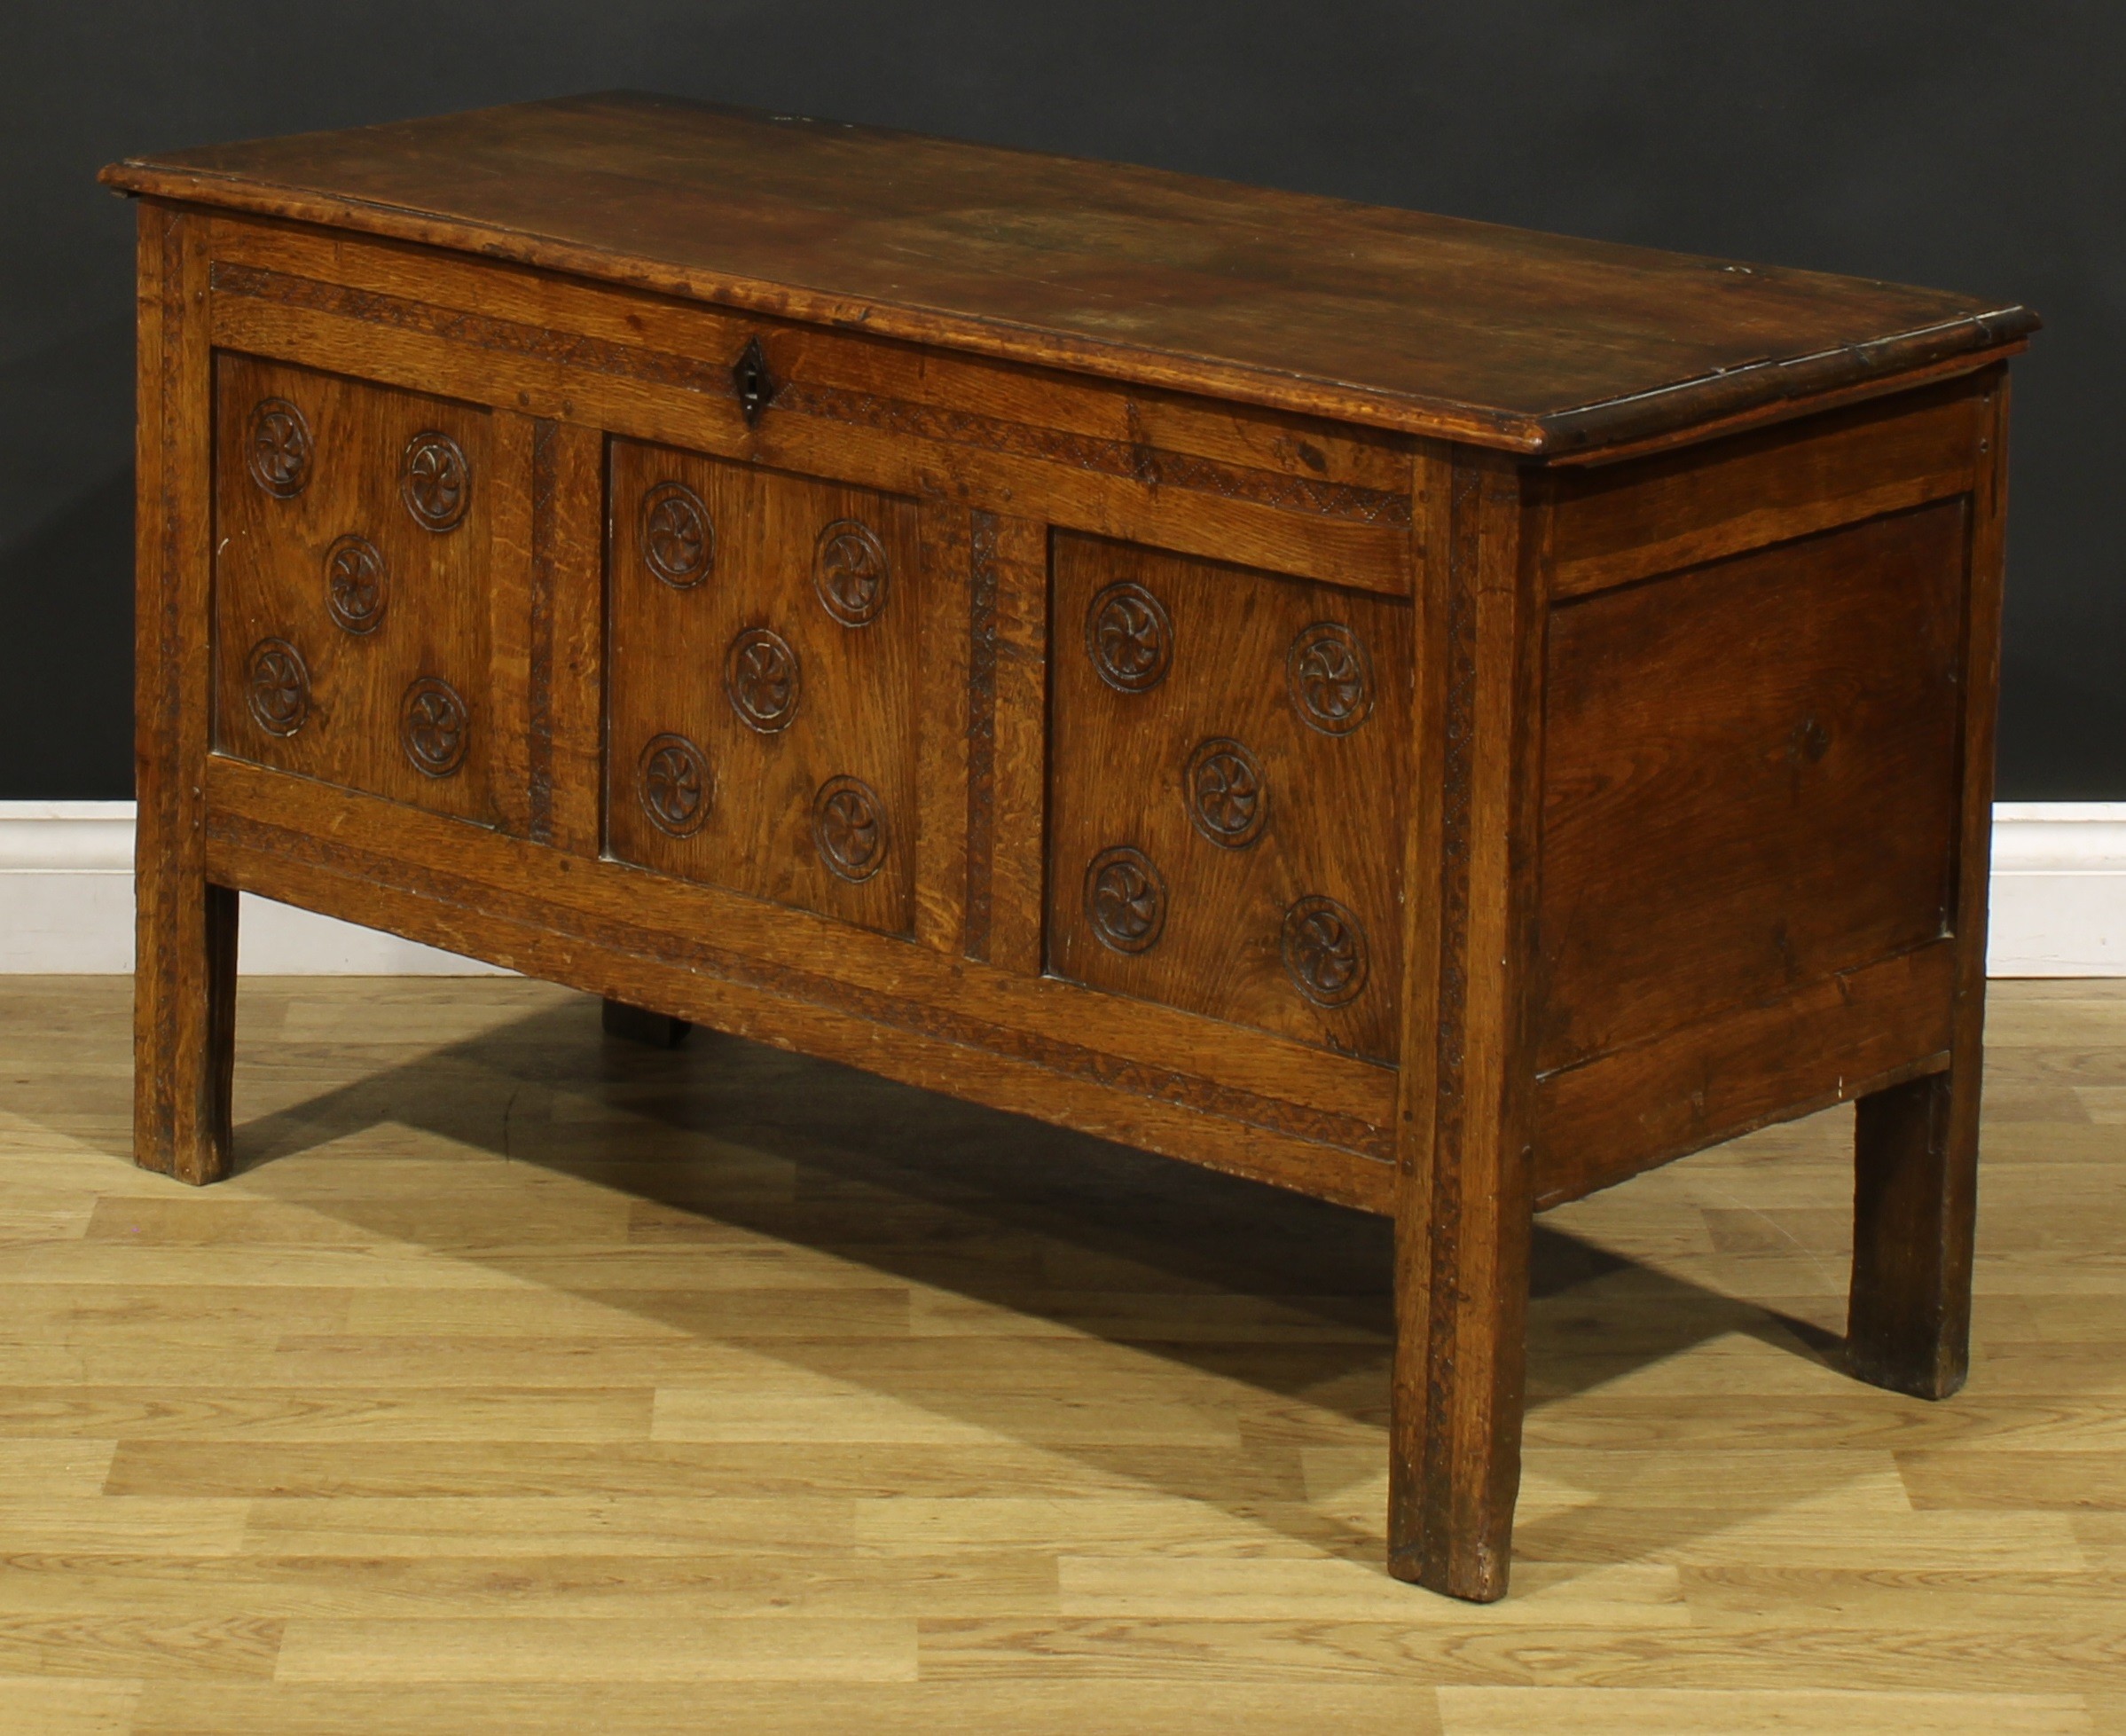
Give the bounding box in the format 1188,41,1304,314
130,201,2006,1599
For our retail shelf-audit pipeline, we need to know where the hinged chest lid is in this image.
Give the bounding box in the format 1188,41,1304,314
103,90,2035,457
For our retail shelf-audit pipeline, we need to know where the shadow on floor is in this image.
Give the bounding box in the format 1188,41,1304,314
222,985,1850,1569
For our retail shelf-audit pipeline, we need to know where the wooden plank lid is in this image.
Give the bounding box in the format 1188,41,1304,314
103,90,2036,455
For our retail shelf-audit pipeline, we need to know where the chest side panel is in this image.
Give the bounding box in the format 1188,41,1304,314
1539,501,1965,1072
1532,380,1991,1202
1046,533,1412,1063
212,352,497,823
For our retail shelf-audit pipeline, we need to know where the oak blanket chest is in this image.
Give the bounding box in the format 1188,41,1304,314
103,94,2036,1600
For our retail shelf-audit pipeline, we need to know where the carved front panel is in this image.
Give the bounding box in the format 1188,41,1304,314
606,439,919,935
1047,533,1411,1061
212,353,495,822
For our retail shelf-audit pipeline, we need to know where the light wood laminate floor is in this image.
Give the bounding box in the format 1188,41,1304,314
0,974,2121,1733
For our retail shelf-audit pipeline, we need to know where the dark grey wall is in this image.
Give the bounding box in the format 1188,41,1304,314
4,2,2117,798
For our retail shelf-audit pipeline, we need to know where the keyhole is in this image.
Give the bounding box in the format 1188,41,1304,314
732,336,774,426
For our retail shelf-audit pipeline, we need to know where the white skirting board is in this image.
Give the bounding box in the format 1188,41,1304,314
1,799,2120,976
1989,802,2126,975
0,802,506,975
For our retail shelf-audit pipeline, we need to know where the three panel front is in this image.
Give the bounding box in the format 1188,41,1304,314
206,342,1421,1073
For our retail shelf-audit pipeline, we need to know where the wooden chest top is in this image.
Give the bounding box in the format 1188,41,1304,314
102,90,2034,457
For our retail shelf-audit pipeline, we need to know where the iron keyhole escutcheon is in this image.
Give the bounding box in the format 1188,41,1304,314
732,336,775,426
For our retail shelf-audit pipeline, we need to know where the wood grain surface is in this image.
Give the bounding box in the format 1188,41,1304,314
1045,532,1413,1064
199,215,1420,597
1848,376,2012,1406
100,92,2036,454
1389,446,1547,1601
200,756,1401,1205
1547,377,1981,601
1536,502,1966,1075
4,974,2122,1732
212,354,499,827
604,438,922,939
131,203,235,1188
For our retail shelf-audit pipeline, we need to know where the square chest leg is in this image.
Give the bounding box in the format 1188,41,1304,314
130,203,240,1187
1847,381,2010,1403
1851,1066,1981,1398
1385,449,1541,1601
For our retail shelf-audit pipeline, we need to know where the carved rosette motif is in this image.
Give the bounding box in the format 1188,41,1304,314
813,520,890,626
399,676,470,778
1184,736,1267,848
1086,581,1173,693
812,775,888,882
639,733,710,837
246,398,312,498
1287,621,1373,734
401,431,471,532
1282,894,1369,1008
324,533,388,634
1086,845,1166,954
642,482,714,588
724,626,801,733
244,637,310,737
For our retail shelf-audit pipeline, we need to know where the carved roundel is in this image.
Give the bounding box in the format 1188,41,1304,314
246,398,311,499
638,733,710,837
1288,621,1373,734
401,431,471,532
1086,581,1173,694
812,774,889,882
244,637,310,737
399,676,470,778
813,520,890,627
724,626,802,734
324,534,388,634
1185,736,1267,849
642,482,714,588
1085,844,1167,955
1282,894,1369,1008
